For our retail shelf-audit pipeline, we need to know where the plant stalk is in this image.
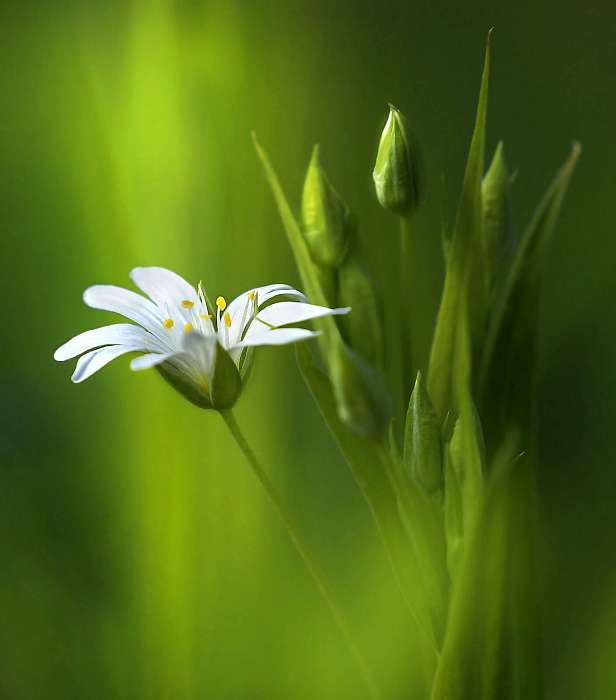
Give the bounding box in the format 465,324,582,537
399,216,415,409
220,409,382,700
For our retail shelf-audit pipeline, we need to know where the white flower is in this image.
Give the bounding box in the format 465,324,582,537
54,266,349,408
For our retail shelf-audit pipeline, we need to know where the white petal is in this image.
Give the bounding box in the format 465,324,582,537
71,345,142,383
83,285,162,330
234,328,320,348
254,301,350,328
130,352,176,371
226,283,306,325
54,323,158,361
130,267,197,308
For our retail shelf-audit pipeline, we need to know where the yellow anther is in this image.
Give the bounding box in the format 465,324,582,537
223,311,232,328
181,299,194,309
163,319,174,329
199,313,212,321
248,291,256,301
215,296,227,311
183,322,194,334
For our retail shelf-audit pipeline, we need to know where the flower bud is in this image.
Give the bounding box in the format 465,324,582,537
337,257,383,370
301,145,350,267
372,105,422,216
156,342,242,410
403,372,443,494
329,339,390,438
482,141,509,265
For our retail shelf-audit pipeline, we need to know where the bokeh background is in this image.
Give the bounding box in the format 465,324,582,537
2,1,615,698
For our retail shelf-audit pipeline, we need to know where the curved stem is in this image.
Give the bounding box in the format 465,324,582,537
399,216,415,407
220,409,382,700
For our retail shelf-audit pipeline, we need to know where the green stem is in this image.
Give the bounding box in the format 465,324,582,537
220,409,382,700
399,216,415,408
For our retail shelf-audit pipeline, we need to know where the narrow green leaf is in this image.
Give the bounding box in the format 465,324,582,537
252,133,331,312
479,142,581,450
297,342,440,676
428,31,492,420
255,134,390,437
431,454,542,700
450,290,485,528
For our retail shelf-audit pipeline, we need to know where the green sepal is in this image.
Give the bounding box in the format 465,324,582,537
209,342,242,409
156,362,213,410
156,341,242,411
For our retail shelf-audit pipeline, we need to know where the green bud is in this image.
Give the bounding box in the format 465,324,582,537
403,372,443,494
482,141,509,265
156,342,242,410
372,105,422,216
301,145,350,267
329,339,390,438
337,256,383,370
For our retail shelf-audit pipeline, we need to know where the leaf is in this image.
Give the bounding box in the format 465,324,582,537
252,133,330,310
431,454,543,700
255,134,391,437
296,342,440,676
427,31,492,421
478,142,581,451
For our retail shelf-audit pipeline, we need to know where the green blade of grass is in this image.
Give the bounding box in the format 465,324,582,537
427,30,492,421
478,142,581,450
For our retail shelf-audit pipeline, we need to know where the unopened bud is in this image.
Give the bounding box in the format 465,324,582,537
329,339,390,438
302,145,350,267
482,141,509,265
337,257,383,370
373,105,422,216
403,372,443,493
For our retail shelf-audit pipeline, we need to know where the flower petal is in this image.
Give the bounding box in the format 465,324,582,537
54,323,159,361
130,352,176,371
233,327,320,348
226,283,306,325
83,285,162,330
71,345,142,383
254,301,350,328
130,267,198,308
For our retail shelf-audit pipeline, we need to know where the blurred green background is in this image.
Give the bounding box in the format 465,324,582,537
1,1,615,697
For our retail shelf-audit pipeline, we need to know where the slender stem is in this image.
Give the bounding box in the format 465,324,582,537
399,216,415,409
220,409,382,700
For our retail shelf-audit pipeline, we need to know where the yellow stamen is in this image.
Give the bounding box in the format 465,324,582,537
216,296,227,311
200,313,212,321
184,322,194,334
163,319,174,329
181,299,194,309
248,291,256,301
223,311,232,328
